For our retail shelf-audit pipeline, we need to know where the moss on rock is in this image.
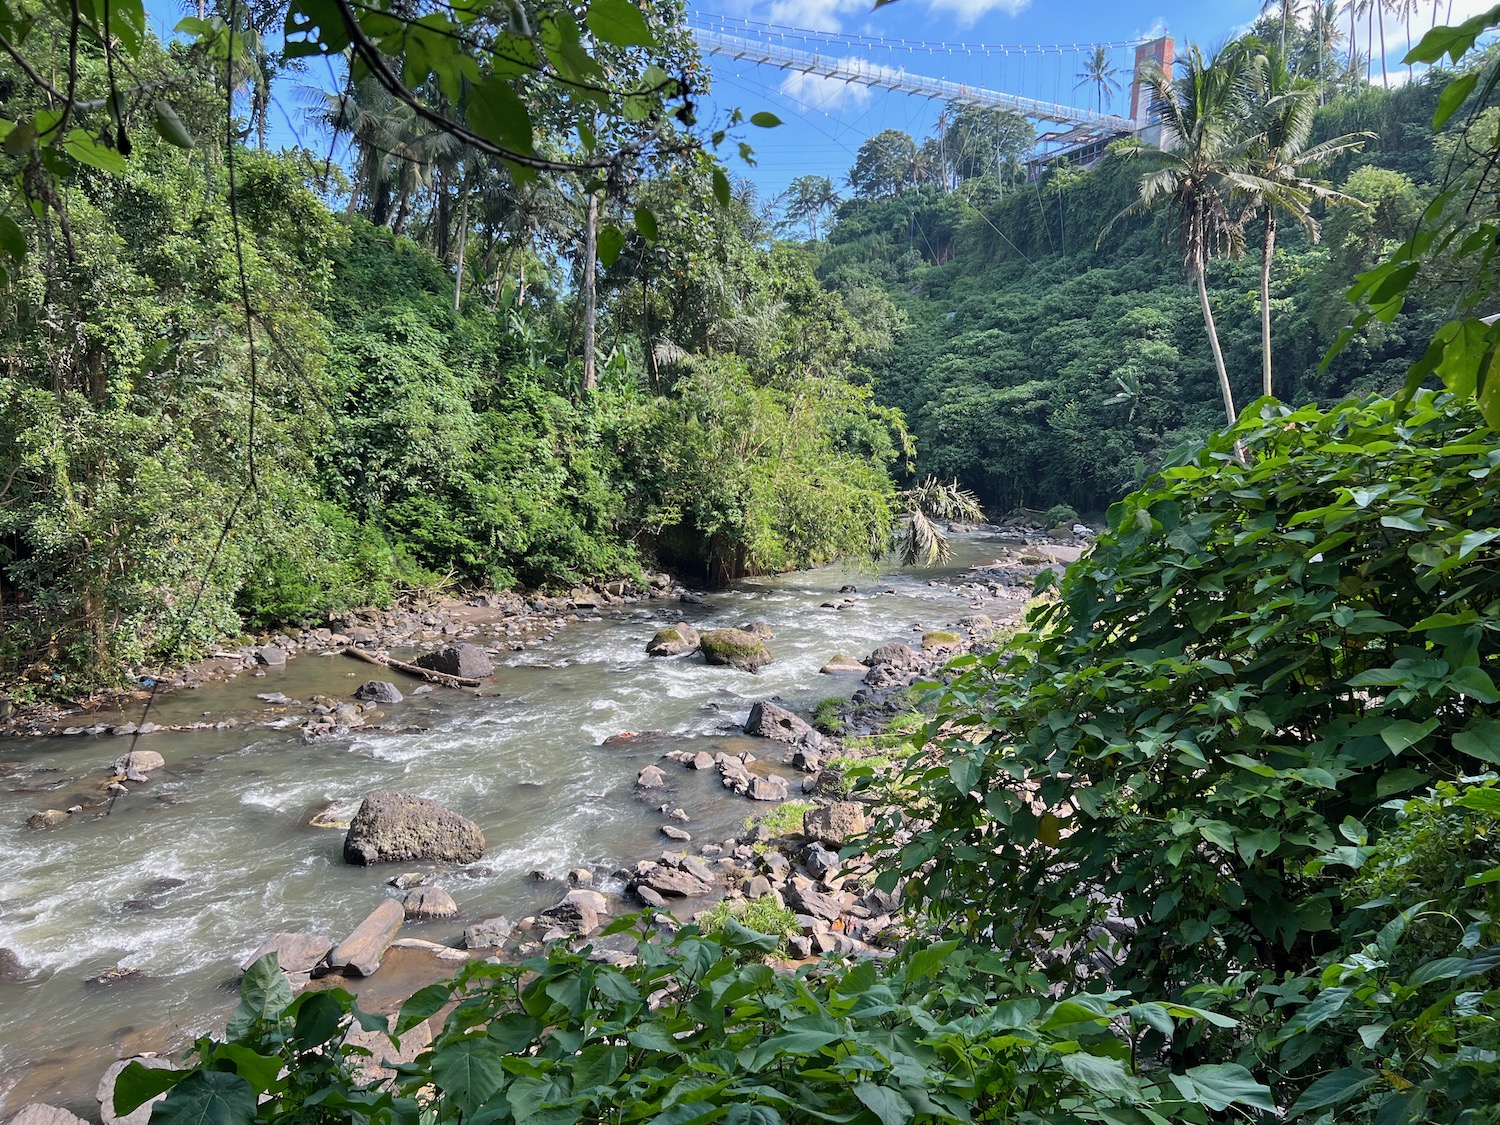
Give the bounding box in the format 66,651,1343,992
700,628,773,672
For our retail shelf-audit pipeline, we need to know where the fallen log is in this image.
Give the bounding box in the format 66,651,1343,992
341,647,482,688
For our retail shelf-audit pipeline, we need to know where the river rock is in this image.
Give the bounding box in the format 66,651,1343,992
26,809,69,829
464,916,513,949
343,1013,433,1086
6,1106,91,1125
803,802,867,847
241,932,333,975
97,1057,176,1125
805,843,840,880
661,824,691,842
353,681,403,704
343,791,486,866
646,623,699,657
744,701,814,743
112,750,164,775
642,865,713,898
326,899,404,976
922,630,963,650
636,765,667,789
700,628,773,673
255,646,287,666
415,644,494,679
0,947,32,982
867,642,920,671
635,884,667,908
748,774,790,801
738,620,774,640
819,653,867,674
540,888,611,936
402,886,458,919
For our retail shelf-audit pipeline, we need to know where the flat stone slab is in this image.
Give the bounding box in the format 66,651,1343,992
7,1106,91,1125
241,932,333,975
327,899,404,976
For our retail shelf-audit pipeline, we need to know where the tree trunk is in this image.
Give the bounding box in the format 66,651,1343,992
582,192,598,394
1261,210,1277,398
1378,3,1388,87
1195,262,1237,428
452,186,469,312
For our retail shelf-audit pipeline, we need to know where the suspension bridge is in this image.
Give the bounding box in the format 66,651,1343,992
685,13,1174,169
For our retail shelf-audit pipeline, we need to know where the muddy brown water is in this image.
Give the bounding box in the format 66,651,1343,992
0,535,1026,1117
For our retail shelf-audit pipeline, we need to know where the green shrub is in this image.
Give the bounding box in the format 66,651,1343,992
812,697,845,735
699,895,799,954
884,395,1500,993
1044,503,1080,527
746,800,812,838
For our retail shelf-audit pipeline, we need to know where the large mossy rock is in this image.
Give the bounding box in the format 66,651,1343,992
699,628,773,673
343,791,485,866
646,622,700,657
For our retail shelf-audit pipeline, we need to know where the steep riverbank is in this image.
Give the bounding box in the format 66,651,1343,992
0,530,1078,1120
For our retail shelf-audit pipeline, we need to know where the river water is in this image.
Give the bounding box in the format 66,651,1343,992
0,534,1021,1116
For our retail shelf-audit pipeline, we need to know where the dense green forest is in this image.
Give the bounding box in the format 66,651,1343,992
811,20,1457,512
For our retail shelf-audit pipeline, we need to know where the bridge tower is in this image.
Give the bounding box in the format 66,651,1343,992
1129,36,1175,142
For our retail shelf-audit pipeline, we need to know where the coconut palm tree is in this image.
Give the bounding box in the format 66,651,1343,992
1100,45,1260,435
1074,46,1123,115
895,478,985,567
1245,50,1371,396
1262,0,1301,56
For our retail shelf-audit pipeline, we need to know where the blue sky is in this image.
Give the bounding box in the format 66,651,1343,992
137,0,1487,206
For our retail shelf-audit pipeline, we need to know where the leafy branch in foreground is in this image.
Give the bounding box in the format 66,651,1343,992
119,920,1270,1125
895,476,984,567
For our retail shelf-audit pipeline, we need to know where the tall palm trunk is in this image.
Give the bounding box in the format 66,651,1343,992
1260,210,1277,397
581,192,598,394
1378,1,1389,87
1195,261,1237,427
452,186,469,312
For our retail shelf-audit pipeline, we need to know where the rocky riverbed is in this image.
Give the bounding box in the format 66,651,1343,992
0,527,1087,1123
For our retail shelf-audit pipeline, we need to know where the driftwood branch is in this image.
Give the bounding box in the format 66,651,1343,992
342,646,482,688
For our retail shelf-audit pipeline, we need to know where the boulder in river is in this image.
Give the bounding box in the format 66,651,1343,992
464,916,513,949
7,1106,91,1125
922,630,964,650
402,886,458,919
112,750,164,775
744,701,814,744
255,646,287,666
700,628,773,673
0,947,33,982
803,802,868,847
415,644,494,680
26,809,69,829
342,791,486,866
326,898,404,976
867,642,921,671
636,764,667,789
241,932,333,975
353,681,403,704
819,653,867,674
646,623,699,657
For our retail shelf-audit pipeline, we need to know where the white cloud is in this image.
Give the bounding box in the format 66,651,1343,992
922,0,1030,27
761,0,868,32
779,55,905,111
1134,18,1169,41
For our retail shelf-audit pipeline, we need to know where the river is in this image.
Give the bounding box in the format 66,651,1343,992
0,533,1023,1117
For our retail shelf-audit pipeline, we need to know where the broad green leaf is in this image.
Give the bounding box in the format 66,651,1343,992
0,213,25,262
229,953,293,1038
1433,70,1479,129
712,168,731,208
1448,665,1500,703
397,982,451,1033
113,1062,189,1116
1380,719,1437,754
1406,5,1500,64
63,130,128,174
1169,1064,1275,1112
585,0,655,48
597,224,625,266
467,77,534,154
1455,719,1500,764
151,1072,257,1125
634,205,659,242
1060,1052,1138,1096
720,916,778,953
852,1082,912,1125
154,101,196,148
1288,1068,1378,1118
749,112,783,127
431,1035,507,1117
